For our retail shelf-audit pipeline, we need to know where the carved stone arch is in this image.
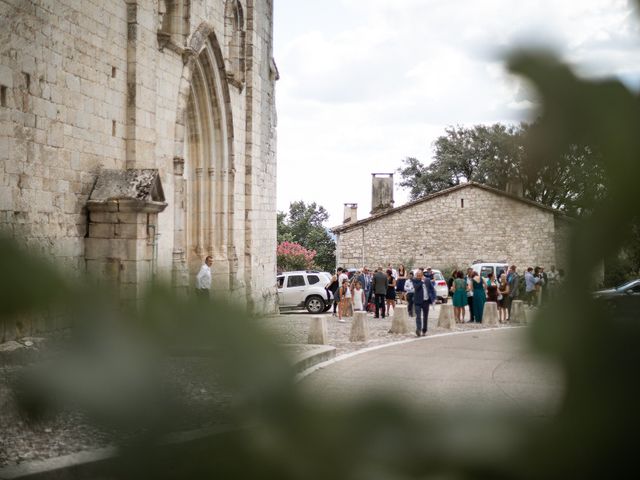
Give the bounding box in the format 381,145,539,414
175,23,235,172
172,23,238,295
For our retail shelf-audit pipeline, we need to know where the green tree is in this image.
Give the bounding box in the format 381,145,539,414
277,201,336,272
398,122,607,216
398,124,525,198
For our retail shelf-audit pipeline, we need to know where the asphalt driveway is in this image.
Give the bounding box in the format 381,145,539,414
299,327,563,417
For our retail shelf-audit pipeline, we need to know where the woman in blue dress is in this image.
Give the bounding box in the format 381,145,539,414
451,271,468,322
472,271,487,323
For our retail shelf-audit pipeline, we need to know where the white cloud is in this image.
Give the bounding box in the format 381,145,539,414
274,0,640,226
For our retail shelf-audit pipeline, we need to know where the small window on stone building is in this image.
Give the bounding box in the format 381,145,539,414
111,66,116,78
0,86,7,107
112,120,116,136
23,73,30,90
461,198,464,208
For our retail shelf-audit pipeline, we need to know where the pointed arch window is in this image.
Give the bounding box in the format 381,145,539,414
224,0,246,87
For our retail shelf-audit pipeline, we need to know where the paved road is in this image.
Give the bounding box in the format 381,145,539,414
299,327,563,417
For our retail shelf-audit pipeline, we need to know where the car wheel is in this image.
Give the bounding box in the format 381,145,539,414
305,295,325,314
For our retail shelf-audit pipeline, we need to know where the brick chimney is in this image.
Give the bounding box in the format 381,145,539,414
371,173,394,214
343,203,358,224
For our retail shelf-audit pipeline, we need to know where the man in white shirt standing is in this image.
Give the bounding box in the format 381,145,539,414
196,256,213,298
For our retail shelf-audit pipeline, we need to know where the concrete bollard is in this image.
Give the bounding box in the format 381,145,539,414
510,300,527,325
308,315,328,345
482,302,499,327
437,304,456,330
350,310,369,342
389,304,409,334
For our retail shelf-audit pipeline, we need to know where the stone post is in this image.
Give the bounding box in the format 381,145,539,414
510,300,527,325
308,316,328,345
389,304,409,334
482,302,499,327
350,311,369,342
437,304,456,330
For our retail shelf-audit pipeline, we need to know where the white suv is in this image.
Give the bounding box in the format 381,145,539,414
470,261,509,279
276,271,333,313
431,269,449,304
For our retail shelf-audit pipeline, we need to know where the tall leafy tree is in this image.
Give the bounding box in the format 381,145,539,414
277,201,336,272
397,122,606,216
398,124,526,199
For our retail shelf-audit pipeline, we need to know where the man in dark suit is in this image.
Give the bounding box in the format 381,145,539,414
506,264,519,317
420,267,437,335
372,267,388,318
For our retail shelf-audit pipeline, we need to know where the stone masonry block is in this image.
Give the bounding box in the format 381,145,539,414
116,212,147,224
89,211,118,223
114,222,148,239
85,237,152,261
119,259,152,285
88,222,116,238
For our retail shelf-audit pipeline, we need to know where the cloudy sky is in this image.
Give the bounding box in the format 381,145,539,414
273,0,640,227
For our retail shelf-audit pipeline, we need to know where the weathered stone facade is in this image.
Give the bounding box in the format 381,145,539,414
333,183,572,272
0,0,278,313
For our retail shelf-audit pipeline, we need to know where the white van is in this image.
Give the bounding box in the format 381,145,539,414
470,261,508,279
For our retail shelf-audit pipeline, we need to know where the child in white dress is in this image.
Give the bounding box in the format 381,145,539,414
352,281,366,312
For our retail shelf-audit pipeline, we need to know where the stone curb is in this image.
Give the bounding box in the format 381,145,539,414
0,424,244,480
289,345,336,373
0,447,117,480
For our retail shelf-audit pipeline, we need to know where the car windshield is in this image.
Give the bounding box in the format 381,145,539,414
616,280,639,291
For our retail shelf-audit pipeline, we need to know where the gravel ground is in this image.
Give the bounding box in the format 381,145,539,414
0,303,525,468
0,339,233,468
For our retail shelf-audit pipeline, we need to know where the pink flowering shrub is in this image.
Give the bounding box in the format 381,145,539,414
277,241,316,271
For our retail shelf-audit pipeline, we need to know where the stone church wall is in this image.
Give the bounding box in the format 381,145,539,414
0,0,130,271
336,185,567,273
0,0,278,317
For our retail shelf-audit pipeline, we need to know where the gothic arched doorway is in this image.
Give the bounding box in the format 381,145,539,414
173,27,237,293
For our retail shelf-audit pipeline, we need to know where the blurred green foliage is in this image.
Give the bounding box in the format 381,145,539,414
3,6,640,479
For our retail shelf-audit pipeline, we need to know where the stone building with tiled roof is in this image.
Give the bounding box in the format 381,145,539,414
332,179,572,272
